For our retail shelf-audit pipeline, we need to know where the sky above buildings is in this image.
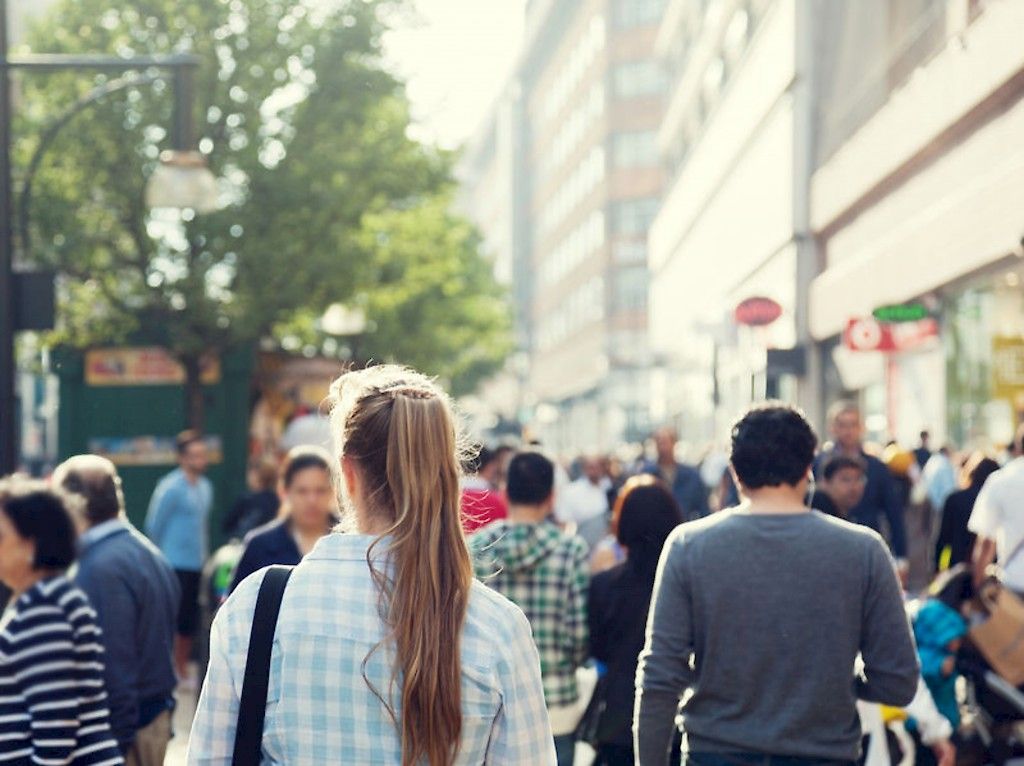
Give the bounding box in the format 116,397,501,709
382,0,526,149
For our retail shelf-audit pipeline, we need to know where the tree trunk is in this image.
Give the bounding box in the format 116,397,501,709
182,354,206,431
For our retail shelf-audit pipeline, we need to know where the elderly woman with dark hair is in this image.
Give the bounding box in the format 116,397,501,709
0,476,124,766
587,475,683,765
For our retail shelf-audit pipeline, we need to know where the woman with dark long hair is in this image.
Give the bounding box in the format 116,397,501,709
934,453,1000,571
587,475,683,765
189,365,554,765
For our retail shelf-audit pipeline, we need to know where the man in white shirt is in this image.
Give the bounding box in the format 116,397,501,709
969,426,1024,591
556,455,609,550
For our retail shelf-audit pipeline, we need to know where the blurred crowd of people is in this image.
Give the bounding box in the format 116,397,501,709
1,379,1023,765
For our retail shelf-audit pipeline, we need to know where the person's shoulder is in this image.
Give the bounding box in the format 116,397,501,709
590,561,626,591
807,510,889,550
468,519,508,547
466,578,533,641
243,519,287,547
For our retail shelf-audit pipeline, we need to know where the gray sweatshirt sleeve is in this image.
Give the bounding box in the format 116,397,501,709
634,529,692,766
857,537,920,706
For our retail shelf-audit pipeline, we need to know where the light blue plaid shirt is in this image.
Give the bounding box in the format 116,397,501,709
188,533,556,765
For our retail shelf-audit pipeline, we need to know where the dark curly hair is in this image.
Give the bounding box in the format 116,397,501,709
730,403,818,489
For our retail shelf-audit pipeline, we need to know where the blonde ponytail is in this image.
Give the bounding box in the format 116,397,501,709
328,366,472,766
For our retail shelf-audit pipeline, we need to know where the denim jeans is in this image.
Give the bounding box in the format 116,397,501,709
684,753,855,766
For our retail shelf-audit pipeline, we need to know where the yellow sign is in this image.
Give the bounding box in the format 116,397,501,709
85,348,220,387
992,335,1024,410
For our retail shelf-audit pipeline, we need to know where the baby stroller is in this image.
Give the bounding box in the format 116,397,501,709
957,648,1024,765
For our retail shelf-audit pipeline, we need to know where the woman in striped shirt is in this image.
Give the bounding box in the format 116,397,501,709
0,477,124,766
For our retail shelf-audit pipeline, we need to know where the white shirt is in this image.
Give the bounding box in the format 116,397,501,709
969,457,1024,591
556,478,608,525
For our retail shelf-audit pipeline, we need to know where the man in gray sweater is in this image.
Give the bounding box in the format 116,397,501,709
635,404,919,766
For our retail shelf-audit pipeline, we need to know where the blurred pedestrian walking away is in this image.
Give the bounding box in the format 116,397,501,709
55,456,180,765
189,365,555,765
228,446,338,593
635,404,919,766
470,451,589,766
588,476,682,765
0,477,124,766
145,430,213,684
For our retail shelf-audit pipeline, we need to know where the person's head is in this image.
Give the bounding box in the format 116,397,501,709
730,403,818,501
581,454,604,484
612,475,682,567
279,446,335,533
819,454,867,515
505,451,555,516
176,430,209,476
827,400,863,452
963,452,1000,490
0,476,78,592
249,458,279,493
52,454,124,531
653,427,677,464
919,430,930,447
327,364,470,766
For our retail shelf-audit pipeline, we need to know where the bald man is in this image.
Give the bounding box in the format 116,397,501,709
54,456,180,766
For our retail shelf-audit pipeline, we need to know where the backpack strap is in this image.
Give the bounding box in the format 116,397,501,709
232,566,293,766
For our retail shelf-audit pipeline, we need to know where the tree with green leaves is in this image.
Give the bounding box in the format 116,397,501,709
16,0,510,426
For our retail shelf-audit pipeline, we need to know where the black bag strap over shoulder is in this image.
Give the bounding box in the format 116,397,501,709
232,565,294,766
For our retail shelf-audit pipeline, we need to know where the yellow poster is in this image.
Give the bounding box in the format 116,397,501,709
85,348,221,386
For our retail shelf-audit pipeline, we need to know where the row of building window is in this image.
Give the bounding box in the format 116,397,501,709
540,209,605,288
541,82,605,184
612,0,667,30
536,276,605,352
539,146,605,237
664,1,768,173
542,14,606,127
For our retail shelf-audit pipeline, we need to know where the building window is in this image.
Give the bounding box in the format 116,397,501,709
613,240,647,264
611,198,660,235
614,266,648,311
613,0,667,29
611,131,659,168
612,61,668,99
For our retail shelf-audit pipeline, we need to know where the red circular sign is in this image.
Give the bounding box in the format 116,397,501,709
734,296,783,327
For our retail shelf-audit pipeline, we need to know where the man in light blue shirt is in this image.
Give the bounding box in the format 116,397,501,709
145,430,213,684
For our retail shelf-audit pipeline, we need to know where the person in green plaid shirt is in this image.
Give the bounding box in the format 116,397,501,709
470,451,590,766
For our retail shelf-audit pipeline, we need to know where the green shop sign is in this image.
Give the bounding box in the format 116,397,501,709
872,303,930,323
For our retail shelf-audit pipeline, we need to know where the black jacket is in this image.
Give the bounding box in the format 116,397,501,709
588,558,659,747
229,519,301,594
934,485,981,570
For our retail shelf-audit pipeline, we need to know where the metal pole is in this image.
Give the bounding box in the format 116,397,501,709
0,0,16,474
171,62,195,151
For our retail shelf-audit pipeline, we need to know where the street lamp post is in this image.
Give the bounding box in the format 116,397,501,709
0,0,215,472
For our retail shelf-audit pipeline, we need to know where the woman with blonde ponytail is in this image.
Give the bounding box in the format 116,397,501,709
189,365,555,765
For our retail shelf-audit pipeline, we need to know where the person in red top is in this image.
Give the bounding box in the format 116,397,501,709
462,445,509,533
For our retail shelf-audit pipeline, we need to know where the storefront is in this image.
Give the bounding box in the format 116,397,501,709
943,263,1024,449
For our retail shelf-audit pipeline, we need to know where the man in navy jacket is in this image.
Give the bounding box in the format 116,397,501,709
642,427,709,522
55,455,180,765
814,401,908,582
